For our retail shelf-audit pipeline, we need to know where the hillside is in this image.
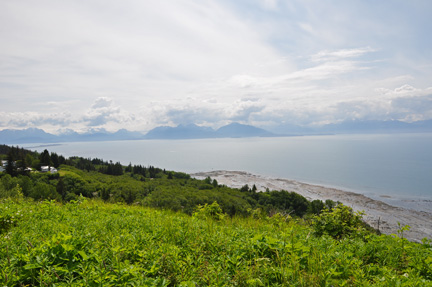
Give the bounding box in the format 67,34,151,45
1,199,431,286
1,145,432,285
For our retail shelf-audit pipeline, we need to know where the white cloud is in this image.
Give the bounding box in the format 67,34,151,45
91,97,113,109
310,47,376,62
1,1,432,133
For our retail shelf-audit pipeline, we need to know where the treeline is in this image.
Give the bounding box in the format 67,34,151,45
0,145,63,176
1,146,163,178
0,145,338,218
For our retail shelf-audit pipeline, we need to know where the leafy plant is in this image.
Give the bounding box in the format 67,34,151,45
0,199,431,286
192,201,225,221
312,203,367,239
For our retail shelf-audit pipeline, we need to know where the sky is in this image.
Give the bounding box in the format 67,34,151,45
1,0,431,133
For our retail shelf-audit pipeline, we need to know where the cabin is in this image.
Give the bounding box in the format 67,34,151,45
41,166,58,173
0,160,7,172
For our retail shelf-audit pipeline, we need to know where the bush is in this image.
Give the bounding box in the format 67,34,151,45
192,201,225,221
312,203,366,239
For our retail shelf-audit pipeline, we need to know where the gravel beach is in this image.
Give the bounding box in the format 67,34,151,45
192,170,432,242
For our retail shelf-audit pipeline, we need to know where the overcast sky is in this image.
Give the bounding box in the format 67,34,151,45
1,0,431,133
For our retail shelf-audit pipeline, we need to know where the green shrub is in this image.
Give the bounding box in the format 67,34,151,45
312,203,366,239
192,201,225,221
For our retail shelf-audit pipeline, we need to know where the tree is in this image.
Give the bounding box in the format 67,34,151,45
51,152,60,168
58,155,66,165
56,178,66,200
112,162,123,176
39,149,52,167
308,199,325,215
6,149,17,176
16,153,27,175
125,163,132,173
240,184,250,192
25,154,34,168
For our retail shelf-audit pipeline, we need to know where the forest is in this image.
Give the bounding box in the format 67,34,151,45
0,144,334,218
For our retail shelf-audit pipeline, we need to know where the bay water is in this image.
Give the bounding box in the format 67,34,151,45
25,133,432,211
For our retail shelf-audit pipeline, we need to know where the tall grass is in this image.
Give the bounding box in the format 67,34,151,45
1,198,431,286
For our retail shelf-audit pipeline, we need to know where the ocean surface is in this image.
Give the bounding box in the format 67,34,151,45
24,133,432,211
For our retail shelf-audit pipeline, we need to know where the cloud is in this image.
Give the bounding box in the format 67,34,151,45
227,47,374,97
143,97,267,129
0,111,72,132
0,97,138,133
0,0,290,112
1,83,432,133
310,47,376,62
83,97,134,128
91,97,113,109
1,1,432,133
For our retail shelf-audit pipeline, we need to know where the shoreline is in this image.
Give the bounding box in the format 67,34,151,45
192,170,432,242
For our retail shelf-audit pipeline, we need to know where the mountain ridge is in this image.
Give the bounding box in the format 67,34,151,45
0,123,276,143
1,120,432,144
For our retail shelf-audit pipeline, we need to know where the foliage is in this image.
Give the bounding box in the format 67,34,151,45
312,203,369,239
192,201,226,221
0,199,431,286
1,145,335,220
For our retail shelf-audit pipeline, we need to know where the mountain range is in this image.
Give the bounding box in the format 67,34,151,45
145,123,274,139
0,123,275,144
1,120,432,144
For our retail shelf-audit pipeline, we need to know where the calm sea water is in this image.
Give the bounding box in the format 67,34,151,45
25,133,432,210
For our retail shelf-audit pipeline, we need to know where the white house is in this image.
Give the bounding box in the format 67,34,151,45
41,166,58,173
0,160,7,172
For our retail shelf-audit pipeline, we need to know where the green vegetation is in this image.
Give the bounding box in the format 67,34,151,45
1,198,431,286
0,145,328,217
1,144,432,286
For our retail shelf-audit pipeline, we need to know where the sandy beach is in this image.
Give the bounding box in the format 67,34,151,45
192,170,432,243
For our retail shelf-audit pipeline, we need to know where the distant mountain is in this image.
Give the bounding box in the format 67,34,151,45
0,128,146,144
144,123,275,139
0,128,58,144
269,119,432,135
145,124,215,139
318,120,432,134
2,120,432,144
215,123,275,138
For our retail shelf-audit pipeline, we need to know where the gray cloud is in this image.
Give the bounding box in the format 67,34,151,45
91,97,113,109
1,1,432,133
83,97,134,128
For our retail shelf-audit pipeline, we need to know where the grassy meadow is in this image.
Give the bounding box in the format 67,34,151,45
1,197,432,286
1,145,432,286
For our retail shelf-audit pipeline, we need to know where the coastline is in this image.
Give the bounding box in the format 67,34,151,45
192,170,432,243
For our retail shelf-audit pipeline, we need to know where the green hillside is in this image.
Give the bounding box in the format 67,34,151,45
1,144,432,286
1,198,431,286
0,145,329,218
